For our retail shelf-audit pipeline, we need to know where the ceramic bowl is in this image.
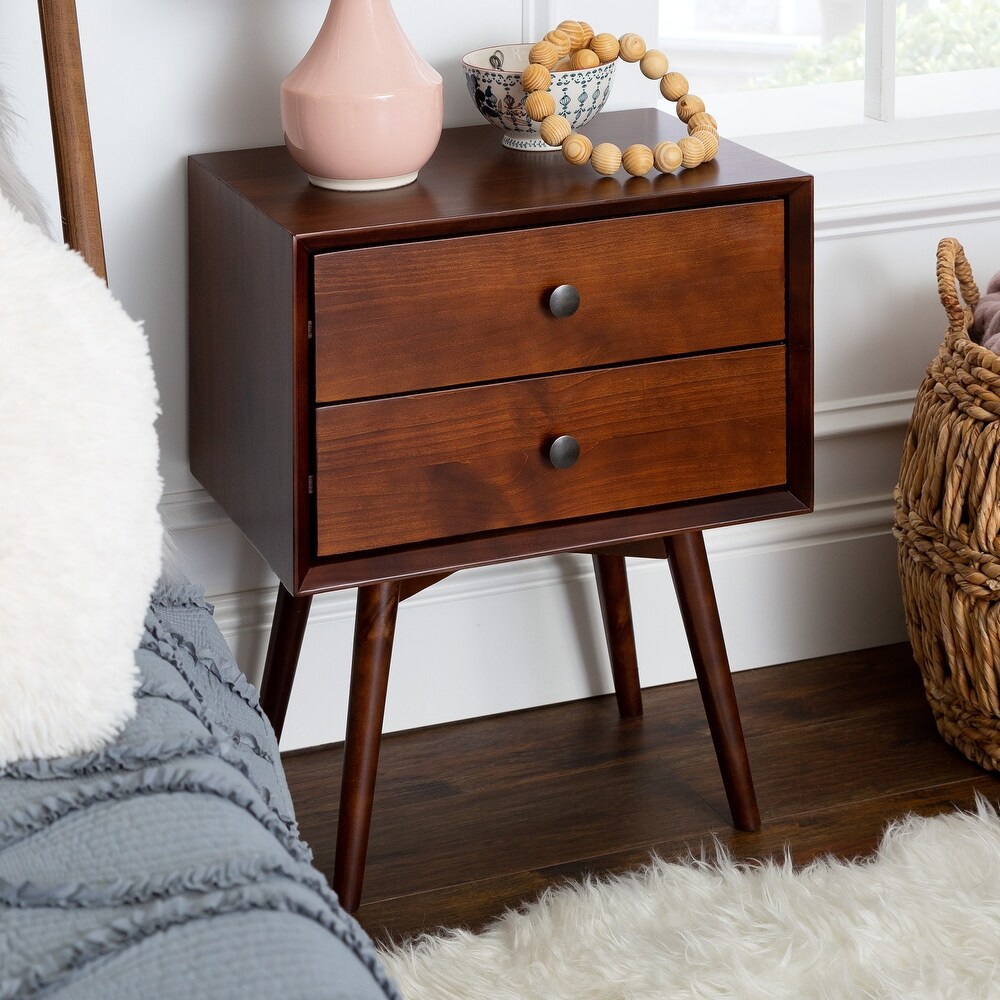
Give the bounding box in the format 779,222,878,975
462,44,616,151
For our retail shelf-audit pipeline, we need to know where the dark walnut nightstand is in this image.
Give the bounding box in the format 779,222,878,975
188,108,813,911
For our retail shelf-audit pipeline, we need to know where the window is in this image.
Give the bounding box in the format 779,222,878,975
656,0,1000,132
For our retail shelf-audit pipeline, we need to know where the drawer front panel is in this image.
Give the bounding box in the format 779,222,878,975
315,346,787,556
313,201,786,403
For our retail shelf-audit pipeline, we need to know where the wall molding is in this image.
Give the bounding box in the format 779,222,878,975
815,190,1000,242
159,487,229,532
814,390,913,439
187,490,897,642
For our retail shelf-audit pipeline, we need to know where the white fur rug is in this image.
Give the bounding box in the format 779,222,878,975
380,801,1000,1000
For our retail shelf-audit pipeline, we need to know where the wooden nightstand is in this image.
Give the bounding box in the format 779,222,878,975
188,108,813,911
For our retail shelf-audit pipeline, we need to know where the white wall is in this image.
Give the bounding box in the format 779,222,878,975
2,2,998,751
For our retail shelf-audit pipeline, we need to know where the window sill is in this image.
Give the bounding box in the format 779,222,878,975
678,70,1000,224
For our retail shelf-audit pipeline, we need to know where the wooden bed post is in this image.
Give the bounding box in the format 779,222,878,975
37,0,107,282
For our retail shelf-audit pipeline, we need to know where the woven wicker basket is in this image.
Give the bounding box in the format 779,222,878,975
893,236,1000,770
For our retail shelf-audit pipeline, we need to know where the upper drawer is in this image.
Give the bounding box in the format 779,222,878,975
314,346,787,556
313,200,786,403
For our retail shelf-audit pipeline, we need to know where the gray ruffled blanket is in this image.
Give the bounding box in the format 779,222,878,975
0,583,399,999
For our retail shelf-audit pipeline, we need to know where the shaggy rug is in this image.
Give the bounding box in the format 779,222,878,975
379,800,1000,1000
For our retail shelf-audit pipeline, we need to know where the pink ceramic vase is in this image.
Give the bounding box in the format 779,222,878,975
281,0,443,191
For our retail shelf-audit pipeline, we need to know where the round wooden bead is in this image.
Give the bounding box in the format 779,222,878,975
590,142,622,176
589,32,620,63
618,33,646,63
686,111,718,133
622,143,654,176
659,71,688,102
520,63,551,94
570,48,600,70
676,93,706,123
652,140,682,173
539,114,571,147
678,135,707,168
691,128,719,160
556,20,587,50
545,29,572,58
578,21,595,47
639,49,668,80
529,39,559,69
561,132,593,166
525,91,556,122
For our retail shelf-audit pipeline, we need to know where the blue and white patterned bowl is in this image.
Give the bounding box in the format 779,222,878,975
462,44,616,152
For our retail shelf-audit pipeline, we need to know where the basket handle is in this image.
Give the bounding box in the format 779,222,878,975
937,237,980,340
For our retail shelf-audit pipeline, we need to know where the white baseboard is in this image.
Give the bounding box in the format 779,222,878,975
204,494,889,641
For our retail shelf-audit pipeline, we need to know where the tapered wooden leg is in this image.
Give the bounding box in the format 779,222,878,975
592,553,643,719
665,531,761,832
334,581,401,913
259,584,313,742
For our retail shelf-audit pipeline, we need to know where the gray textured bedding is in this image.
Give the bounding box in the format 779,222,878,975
0,583,399,999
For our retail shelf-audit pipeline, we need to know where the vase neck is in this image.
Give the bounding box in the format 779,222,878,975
285,0,441,91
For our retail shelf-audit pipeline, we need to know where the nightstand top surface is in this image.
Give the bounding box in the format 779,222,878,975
190,108,810,250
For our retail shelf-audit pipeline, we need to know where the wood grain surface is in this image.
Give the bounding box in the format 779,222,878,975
313,201,785,402
282,642,1000,943
315,348,787,554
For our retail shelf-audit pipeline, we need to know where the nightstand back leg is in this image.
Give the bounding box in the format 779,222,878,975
664,530,761,832
592,553,643,719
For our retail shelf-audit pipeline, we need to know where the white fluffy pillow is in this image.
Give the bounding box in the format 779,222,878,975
0,196,163,766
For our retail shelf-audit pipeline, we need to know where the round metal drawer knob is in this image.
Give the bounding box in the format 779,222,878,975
548,283,581,318
548,434,581,469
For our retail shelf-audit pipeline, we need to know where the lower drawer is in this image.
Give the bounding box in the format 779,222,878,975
314,347,787,556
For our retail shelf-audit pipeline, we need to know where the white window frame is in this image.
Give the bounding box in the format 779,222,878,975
865,0,895,121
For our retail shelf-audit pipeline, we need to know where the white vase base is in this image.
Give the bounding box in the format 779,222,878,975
307,170,419,192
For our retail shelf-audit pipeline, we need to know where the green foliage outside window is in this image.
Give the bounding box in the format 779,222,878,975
753,0,1000,88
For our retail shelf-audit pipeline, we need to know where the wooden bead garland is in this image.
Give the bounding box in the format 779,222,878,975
528,39,559,69
591,142,623,176
570,49,600,70
652,141,682,173
622,143,654,175
639,49,669,80
589,32,621,63
525,90,556,121
617,33,646,63
539,114,571,147
521,63,551,93
519,22,720,178
561,132,593,165
557,19,587,49
659,71,688,102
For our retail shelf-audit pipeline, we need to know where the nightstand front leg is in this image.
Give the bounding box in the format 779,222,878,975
665,531,761,832
592,553,643,719
259,584,313,741
334,580,401,913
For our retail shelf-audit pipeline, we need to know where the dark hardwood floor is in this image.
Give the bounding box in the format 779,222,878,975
281,642,1000,945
